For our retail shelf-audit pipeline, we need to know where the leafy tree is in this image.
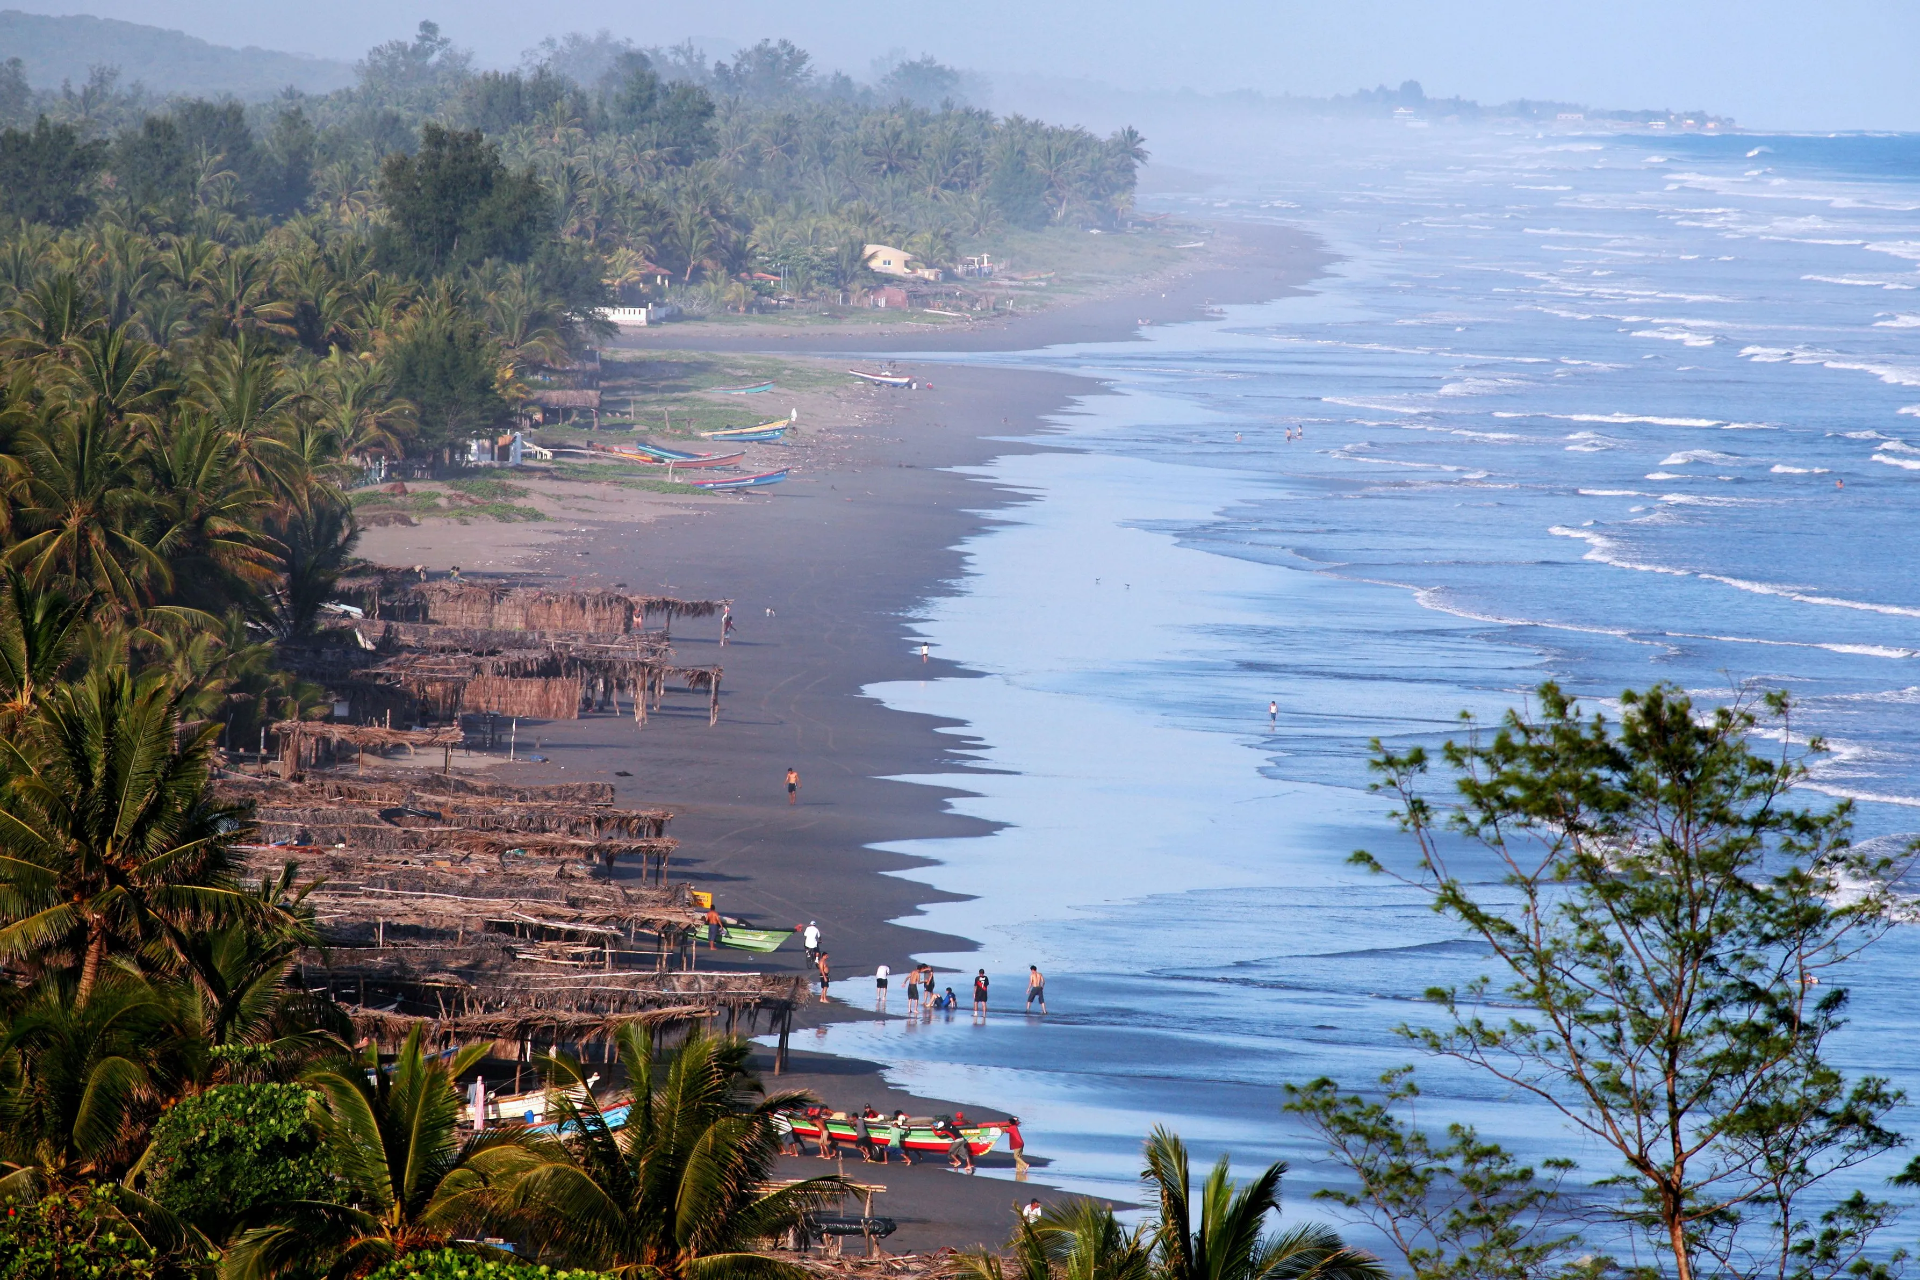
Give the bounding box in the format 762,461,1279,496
385,309,507,457
377,125,553,276
0,118,107,228
1142,1128,1387,1280
107,117,194,216
1356,682,1909,1280
987,145,1050,230
712,40,814,102
877,57,967,109
142,1082,332,1243
480,1028,842,1277
0,59,28,129
1283,1068,1582,1280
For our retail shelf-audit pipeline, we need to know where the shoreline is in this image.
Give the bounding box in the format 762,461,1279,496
369,218,1332,1250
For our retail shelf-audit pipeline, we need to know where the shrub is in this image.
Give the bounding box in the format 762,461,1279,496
0,1185,157,1279
367,1247,616,1279
146,1083,333,1240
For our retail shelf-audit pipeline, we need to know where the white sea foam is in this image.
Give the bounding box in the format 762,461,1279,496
1696,573,1920,618
1660,493,1758,506
1666,632,1919,659
1770,464,1831,474
1804,274,1917,289
1875,314,1920,328
1660,449,1746,465
1873,453,1920,470
1633,327,1717,346
1843,429,1892,438
1559,412,1726,427
1864,241,1920,261
1577,489,1645,496
1645,472,1686,479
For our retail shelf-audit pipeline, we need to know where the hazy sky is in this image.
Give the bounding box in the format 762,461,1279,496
13,0,1920,131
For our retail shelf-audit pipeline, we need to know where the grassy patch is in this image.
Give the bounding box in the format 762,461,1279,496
445,476,531,501
350,490,443,514
545,461,702,494
447,500,548,523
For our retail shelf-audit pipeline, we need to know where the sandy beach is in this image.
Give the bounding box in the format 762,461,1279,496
366,219,1331,1251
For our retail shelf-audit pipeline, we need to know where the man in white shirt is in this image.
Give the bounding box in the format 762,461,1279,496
803,921,821,963
875,962,891,1010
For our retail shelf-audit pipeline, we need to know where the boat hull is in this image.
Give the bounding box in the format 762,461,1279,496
719,927,791,953
602,443,747,468
713,382,775,394
699,426,787,442
689,468,788,490
848,370,912,387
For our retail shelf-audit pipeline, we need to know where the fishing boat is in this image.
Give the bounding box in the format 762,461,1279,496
848,369,912,388
719,926,791,953
712,381,775,394
611,442,748,468
783,1110,1023,1159
699,420,789,442
687,468,788,490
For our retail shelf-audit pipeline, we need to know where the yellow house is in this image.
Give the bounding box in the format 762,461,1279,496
863,244,943,281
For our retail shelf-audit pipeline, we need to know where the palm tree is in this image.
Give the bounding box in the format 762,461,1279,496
0,973,183,1191
7,400,170,615
0,665,254,1000
222,1029,523,1280
0,567,89,732
959,1198,1153,1280
1142,1129,1385,1280
483,1027,843,1277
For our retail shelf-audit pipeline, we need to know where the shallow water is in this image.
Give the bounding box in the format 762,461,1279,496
790,125,1920,1239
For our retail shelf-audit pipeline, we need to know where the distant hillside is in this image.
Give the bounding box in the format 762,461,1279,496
0,10,355,99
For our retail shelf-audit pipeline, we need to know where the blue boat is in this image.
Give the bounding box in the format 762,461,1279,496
688,468,789,490
699,423,788,443
711,381,774,394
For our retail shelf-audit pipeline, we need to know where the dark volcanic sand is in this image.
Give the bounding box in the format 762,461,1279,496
464,219,1330,1251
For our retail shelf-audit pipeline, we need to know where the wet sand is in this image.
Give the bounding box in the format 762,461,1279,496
386,219,1331,1250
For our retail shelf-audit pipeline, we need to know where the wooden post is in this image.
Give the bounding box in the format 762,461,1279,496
775,1004,792,1074
708,673,720,727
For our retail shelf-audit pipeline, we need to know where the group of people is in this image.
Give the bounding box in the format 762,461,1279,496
800,922,1050,1019
772,1106,981,1172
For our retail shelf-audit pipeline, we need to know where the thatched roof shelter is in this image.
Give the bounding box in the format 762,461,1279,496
412,584,638,634
629,596,728,638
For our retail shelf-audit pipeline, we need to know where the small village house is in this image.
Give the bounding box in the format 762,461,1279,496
863,244,943,282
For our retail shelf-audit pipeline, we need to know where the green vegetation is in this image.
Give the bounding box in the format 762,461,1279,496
1312,682,1919,1280
958,1129,1385,1280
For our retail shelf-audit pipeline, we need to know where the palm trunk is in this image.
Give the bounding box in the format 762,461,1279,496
77,921,106,1006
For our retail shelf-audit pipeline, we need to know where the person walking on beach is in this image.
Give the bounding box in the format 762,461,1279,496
1026,965,1047,1014
972,969,990,1019
803,920,821,964
721,607,735,646
875,962,890,1011
921,643,929,663
704,905,724,953
1268,700,1278,730
816,952,831,1000
786,767,800,805
905,965,921,1013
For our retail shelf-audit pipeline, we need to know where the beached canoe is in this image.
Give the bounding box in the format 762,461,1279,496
784,1111,1022,1158
700,421,789,442
712,381,775,394
687,468,788,490
720,926,791,953
617,442,748,468
848,369,912,387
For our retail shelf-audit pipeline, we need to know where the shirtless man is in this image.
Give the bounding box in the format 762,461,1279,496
1026,965,1047,1014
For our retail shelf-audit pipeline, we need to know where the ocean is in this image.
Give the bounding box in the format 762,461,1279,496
783,124,1920,1244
